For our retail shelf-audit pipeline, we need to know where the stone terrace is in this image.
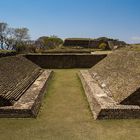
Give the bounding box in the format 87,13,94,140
0,55,52,117
0,56,41,106
79,49,140,119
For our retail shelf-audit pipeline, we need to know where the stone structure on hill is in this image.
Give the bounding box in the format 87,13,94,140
0,56,52,118
79,49,140,119
63,37,126,50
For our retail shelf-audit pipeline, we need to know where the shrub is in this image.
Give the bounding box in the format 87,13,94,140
99,43,107,50
15,42,27,53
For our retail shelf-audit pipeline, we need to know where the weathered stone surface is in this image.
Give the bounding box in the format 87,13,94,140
0,70,53,118
89,50,140,105
25,54,107,68
0,56,41,106
79,50,140,119
79,70,140,119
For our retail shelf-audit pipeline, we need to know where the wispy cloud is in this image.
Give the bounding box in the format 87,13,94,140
131,36,140,41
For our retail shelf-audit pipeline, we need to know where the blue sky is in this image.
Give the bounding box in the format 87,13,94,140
0,0,140,43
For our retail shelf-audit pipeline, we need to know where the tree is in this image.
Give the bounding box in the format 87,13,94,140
5,28,16,50
0,22,30,52
35,36,49,49
0,22,8,49
99,42,108,50
48,36,63,48
13,28,30,52
35,36,63,49
14,28,29,42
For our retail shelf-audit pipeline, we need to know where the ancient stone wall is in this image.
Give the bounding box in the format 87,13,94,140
89,50,140,105
0,56,41,106
0,51,17,58
63,39,108,48
79,70,140,119
0,70,53,118
25,54,107,68
79,49,140,119
0,55,53,118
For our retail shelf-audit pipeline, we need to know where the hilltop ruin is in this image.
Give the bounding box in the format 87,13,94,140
63,37,126,50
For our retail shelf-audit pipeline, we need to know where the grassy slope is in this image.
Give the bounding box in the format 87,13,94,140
0,69,139,140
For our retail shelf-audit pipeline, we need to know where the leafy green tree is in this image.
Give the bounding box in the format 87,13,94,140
99,42,108,50
35,36,63,49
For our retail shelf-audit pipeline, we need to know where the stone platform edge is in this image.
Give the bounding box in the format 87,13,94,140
78,70,140,120
0,70,53,118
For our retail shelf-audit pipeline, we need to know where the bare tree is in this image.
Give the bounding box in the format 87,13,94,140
14,28,30,42
5,28,16,50
13,28,30,52
0,22,8,49
0,22,30,52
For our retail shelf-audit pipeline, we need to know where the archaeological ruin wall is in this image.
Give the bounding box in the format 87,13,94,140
79,50,140,119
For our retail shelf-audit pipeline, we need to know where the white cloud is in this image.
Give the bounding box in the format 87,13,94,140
131,36,140,41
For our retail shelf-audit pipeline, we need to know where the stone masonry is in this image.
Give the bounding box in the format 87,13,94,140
79,49,140,119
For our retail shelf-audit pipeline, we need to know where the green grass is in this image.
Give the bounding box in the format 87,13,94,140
0,49,16,53
0,69,139,140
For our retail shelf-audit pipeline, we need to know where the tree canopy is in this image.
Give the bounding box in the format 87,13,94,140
0,22,30,51
35,36,63,49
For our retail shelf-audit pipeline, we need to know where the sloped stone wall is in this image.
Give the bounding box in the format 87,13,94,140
0,70,53,118
0,55,53,118
0,56,41,106
79,70,140,119
89,50,140,105
79,49,140,119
